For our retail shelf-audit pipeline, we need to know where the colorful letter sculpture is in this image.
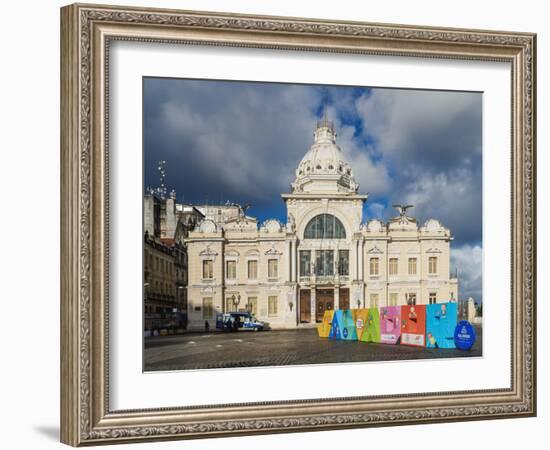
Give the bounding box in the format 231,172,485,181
317,309,334,338
329,310,358,340
360,308,381,343
401,305,426,347
329,310,343,339
340,310,358,340
379,306,401,344
426,303,458,348
354,309,369,340
321,303,459,349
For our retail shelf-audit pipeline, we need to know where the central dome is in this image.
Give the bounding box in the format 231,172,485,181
291,116,358,194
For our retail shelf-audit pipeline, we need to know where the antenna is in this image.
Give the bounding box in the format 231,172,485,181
156,160,167,199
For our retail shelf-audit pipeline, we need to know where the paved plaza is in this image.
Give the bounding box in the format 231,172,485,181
144,326,482,371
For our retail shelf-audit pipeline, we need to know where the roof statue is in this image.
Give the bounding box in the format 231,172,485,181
238,203,251,219
391,204,417,224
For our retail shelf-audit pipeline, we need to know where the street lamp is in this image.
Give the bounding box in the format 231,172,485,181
231,294,241,312
287,291,294,312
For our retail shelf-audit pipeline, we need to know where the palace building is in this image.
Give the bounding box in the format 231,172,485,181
183,116,459,330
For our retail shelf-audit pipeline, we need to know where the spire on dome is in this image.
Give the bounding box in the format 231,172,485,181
314,106,337,145
316,105,335,133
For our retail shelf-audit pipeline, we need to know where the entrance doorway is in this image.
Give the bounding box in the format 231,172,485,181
316,289,334,322
339,288,350,310
300,290,311,323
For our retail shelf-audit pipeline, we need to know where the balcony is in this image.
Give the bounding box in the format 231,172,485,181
316,275,335,284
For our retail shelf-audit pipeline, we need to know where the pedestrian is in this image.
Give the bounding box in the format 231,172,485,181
204,320,210,333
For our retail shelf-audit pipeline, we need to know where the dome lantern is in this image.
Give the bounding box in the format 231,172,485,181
291,110,358,194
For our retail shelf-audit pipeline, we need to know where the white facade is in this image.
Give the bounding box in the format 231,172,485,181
186,117,458,330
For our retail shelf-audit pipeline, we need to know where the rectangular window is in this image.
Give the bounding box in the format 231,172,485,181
226,260,236,280
202,297,214,319
408,257,417,275
389,293,398,306
268,296,278,316
389,258,398,276
315,250,334,276
300,251,311,276
370,293,379,308
370,257,379,276
429,256,438,274
338,250,349,276
268,259,278,278
225,297,234,312
248,297,258,315
429,292,437,304
202,260,213,279
247,260,258,280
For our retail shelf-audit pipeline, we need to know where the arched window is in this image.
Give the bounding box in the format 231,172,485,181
304,214,346,239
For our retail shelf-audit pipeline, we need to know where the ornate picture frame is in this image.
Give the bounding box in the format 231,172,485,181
60,3,536,446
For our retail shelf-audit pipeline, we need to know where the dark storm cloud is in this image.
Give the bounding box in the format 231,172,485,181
144,78,318,211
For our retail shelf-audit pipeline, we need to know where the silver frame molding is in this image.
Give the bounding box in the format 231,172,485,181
60,3,536,446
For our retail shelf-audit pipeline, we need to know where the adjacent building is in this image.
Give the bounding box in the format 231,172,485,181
184,117,458,330
143,192,191,332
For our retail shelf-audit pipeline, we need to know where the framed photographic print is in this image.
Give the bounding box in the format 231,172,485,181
60,3,536,446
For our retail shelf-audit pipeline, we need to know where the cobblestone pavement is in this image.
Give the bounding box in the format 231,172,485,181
144,326,482,371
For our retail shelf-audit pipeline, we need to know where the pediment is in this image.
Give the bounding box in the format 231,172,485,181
367,245,384,254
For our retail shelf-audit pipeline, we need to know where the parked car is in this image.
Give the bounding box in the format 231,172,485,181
216,312,265,331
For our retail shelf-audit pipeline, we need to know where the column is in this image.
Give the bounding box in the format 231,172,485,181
312,249,317,281
288,240,292,281
334,286,339,310
358,239,364,281
353,241,359,280
292,241,298,282
310,288,316,323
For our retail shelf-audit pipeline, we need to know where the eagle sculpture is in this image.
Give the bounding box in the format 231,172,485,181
392,204,414,217
391,204,416,223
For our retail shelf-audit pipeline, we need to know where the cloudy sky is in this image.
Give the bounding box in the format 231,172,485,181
143,78,482,303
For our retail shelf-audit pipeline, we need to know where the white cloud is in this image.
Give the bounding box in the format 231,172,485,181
333,120,390,196
451,244,483,302
355,88,482,168
366,202,385,220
